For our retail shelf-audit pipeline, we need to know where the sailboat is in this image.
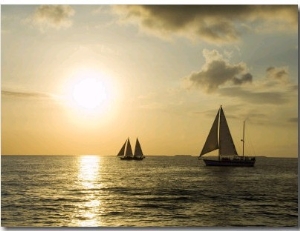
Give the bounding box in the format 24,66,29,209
117,138,145,160
198,106,256,167
133,138,145,160
117,138,134,160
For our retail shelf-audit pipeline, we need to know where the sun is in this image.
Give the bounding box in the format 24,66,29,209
72,77,107,110
65,69,110,112
63,68,120,121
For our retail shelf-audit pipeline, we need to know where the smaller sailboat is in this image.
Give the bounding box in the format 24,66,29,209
199,106,256,167
117,138,145,160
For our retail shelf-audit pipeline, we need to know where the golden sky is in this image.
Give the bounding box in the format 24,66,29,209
1,4,298,157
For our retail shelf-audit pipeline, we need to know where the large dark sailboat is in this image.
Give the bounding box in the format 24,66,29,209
198,106,255,167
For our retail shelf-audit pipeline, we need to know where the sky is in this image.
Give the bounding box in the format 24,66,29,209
1,4,298,157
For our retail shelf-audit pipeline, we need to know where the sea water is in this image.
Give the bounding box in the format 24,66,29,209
1,155,298,227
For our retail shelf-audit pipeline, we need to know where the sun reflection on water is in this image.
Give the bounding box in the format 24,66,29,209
71,155,102,227
78,155,100,188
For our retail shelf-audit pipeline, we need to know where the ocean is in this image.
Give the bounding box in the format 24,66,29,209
1,155,298,227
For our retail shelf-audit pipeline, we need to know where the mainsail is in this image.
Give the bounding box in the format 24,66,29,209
199,106,238,157
124,139,133,157
133,138,144,158
219,107,238,156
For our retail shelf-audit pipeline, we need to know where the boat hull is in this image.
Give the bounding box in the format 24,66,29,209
120,156,145,161
120,156,133,160
133,156,145,161
203,158,255,167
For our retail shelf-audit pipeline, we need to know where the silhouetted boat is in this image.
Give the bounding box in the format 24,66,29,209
117,138,145,160
198,106,256,167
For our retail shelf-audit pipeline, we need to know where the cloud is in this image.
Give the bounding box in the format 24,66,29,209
2,90,52,99
186,49,252,93
29,5,75,30
218,67,298,105
219,87,289,105
113,5,297,44
183,49,297,106
266,66,289,83
259,66,291,90
232,73,253,85
216,72,298,106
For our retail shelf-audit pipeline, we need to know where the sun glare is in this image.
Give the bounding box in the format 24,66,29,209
72,78,107,109
65,69,112,113
62,68,121,127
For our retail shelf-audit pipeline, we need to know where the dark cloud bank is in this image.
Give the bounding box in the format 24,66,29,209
114,5,297,44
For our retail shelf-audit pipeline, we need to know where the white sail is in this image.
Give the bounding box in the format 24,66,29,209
117,140,127,156
199,110,219,157
124,139,133,157
134,138,144,158
219,107,238,156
